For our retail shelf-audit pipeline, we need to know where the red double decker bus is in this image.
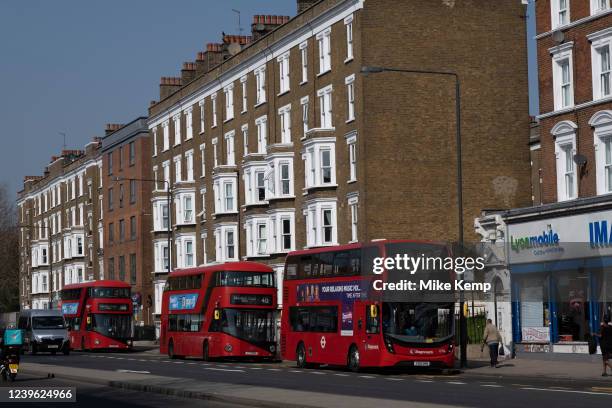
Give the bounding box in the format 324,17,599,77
160,262,277,360
59,280,133,351
281,240,455,371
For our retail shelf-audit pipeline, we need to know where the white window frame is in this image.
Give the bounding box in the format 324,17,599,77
304,199,337,248
591,0,610,15
317,85,333,129
344,15,354,61
211,93,218,127
345,74,355,122
199,143,206,178
346,131,357,182
348,194,358,243
245,216,269,257
256,115,268,154
198,100,205,133
152,128,158,157
316,28,332,75
224,130,236,166
550,43,574,111
277,52,290,94
240,76,248,113
162,160,170,190
213,174,238,214
552,121,578,201
162,121,169,151
301,96,309,137
242,124,249,156
184,107,193,140
212,137,219,168
173,114,181,146
224,84,234,121
278,104,292,144
551,0,570,29
243,163,268,205
185,149,194,181
302,138,336,189
299,41,308,84
173,155,182,183
255,66,266,105
265,154,294,200
591,111,612,195
214,224,238,263
588,29,612,101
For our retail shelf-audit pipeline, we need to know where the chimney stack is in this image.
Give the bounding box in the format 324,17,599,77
221,34,252,60
251,15,290,41
159,77,182,100
181,62,197,84
195,44,223,75
105,123,124,136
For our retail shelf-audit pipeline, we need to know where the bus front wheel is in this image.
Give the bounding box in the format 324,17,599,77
202,341,210,362
347,345,360,372
296,343,307,368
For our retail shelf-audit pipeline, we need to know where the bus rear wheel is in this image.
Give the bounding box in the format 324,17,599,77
347,345,360,372
296,343,307,368
202,341,210,362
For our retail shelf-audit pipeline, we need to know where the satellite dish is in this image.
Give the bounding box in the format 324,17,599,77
552,30,565,44
227,42,241,56
573,154,587,166
255,23,265,31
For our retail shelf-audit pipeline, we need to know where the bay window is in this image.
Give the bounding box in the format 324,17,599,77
214,224,238,263
213,174,238,214
304,199,337,247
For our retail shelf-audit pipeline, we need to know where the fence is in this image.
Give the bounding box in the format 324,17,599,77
455,305,487,344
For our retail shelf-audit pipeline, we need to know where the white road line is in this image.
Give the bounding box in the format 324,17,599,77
289,370,303,373
416,380,434,383
481,384,502,388
386,378,403,381
520,387,612,396
233,366,246,369
359,375,375,379
249,367,263,370
187,362,197,365
138,359,147,362
310,371,326,375
173,361,184,364
116,369,150,374
267,368,282,371
204,367,245,373
334,373,350,377
447,381,467,385
201,363,211,366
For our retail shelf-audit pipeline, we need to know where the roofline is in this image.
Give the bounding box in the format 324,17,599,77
169,261,274,277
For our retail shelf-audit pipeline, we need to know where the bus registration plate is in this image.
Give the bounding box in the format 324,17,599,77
414,361,430,367
244,351,258,356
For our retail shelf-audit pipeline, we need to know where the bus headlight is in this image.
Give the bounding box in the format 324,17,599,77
224,344,233,353
94,339,100,345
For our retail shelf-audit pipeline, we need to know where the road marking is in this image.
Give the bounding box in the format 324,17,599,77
447,381,466,385
310,371,326,375
173,361,184,364
416,380,434,383
116,369,150,374
234,366,246,369
386,378,403,381
481,384,502,388
267,368,282,371
334,373,350,377
187,362,196,365
289,370,303,373
204,367,245,373
521,387,612,396
359,375,375,379
249,367,263,370
138,359,147,362
201,363,211,366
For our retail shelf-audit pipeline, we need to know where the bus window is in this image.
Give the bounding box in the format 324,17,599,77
285,256,298,279
366,305,380,334
319,252,333,276
289,306,338,333
300,256,312,279
311,255,320,277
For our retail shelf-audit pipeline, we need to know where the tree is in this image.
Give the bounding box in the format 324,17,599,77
0,184,19,312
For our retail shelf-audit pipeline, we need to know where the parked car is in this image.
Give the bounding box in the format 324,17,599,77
18,310,69,355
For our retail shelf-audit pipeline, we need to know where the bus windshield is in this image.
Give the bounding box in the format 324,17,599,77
32,316,65,330
91,314,131,340
382,302,453,344
216,271,274,287
90,287,130,298
215,309,275,344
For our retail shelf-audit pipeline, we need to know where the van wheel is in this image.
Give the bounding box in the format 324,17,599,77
296,343,307,368
347,345,360,372
203,341,210,362
168,340,176,359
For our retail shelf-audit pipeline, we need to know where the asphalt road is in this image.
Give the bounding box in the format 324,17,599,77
18,351,612,408
0,372,248,408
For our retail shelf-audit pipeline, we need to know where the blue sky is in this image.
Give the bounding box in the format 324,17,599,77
0,0,537,199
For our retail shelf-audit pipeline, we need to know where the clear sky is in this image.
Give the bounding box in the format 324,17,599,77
0,0,538,199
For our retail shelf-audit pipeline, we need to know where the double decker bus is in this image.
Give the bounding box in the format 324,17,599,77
59,280,133,351
281,240,455,371
160,262,277,360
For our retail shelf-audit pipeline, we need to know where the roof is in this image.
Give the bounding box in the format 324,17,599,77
61,280,131,290
169,261,274,277
287,239,449,257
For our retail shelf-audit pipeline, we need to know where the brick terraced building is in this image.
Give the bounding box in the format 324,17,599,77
147,0,533,327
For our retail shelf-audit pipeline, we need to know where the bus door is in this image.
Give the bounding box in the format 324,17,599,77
361,304,382,366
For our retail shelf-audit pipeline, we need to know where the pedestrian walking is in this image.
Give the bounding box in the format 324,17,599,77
593,316,612,377
481,319,502,368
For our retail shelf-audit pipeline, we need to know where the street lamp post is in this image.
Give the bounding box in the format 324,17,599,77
360,66,467,367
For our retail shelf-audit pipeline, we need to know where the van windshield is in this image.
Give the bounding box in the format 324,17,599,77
32,316,65,330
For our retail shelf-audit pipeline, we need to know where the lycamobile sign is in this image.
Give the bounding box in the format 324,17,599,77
589,220,612,247
510,230,559,252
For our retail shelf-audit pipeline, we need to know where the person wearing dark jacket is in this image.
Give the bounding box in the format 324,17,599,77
594,316,612,377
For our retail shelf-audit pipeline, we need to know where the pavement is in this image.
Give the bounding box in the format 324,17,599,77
14,350,612,408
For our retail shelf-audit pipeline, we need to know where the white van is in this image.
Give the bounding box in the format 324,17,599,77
18,310,70,355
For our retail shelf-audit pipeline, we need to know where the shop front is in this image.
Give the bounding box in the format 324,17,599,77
507,206,612,353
